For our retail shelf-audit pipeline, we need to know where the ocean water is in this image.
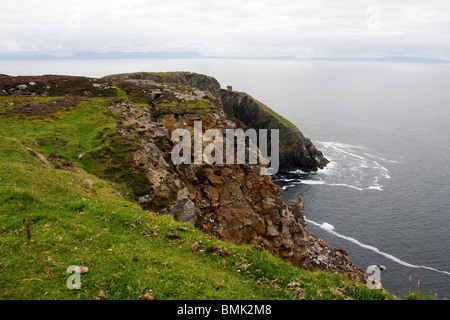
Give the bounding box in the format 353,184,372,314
2,58,449,298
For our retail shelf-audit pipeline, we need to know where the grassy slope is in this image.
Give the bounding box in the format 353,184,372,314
0,136,391,300
231,91,299,131
0,93,393,300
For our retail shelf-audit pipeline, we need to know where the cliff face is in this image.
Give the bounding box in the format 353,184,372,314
99,75,363,282
221,90,329,172
101,86,310,265
107,98,365,282
0,73,365,283
104,72,328,172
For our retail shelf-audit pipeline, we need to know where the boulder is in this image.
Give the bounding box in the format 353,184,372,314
170,187,196,225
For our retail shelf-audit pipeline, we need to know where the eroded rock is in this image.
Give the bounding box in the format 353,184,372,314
100,83,365,283
170,187,196,224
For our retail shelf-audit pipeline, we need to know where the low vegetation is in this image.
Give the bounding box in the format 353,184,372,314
0,76,402,300
0,135,393,300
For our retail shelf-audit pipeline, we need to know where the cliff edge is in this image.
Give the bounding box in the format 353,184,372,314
0,73,365,285
103,72,329,172
221,90,329,172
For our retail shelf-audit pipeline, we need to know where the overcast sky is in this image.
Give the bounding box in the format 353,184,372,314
1,0,450,59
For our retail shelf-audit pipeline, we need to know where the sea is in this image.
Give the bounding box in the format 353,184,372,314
2,58,449,298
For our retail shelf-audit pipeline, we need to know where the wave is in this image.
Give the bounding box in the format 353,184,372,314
363,152,400,163
275,141,398,192
326,183,365,191
366,185,383,191
275,179,382,192
320,222,335,231
306,219,450,276
299,180,326,185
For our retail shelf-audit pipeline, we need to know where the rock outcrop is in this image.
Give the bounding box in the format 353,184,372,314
221,90,329,172
0,73,365,283
102,72,222,98
103,72,328,173
98,80,364,282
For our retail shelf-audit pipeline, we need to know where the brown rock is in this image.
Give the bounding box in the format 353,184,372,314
204,185,220,202
103,94,367,284
206,173,224,187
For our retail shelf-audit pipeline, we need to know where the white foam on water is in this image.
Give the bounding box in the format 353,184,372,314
300,180,326,185
321,222,335,231
287,179,383,191
363,152,400,163
366,185,383,191
320,159,337,174
291,169,309,174
279,142,394,192
311,141,395,191
306,219,450,276
326,183,365,191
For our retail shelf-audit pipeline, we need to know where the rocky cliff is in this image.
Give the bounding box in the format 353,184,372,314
221,90,329,172
0,73,365,283
103,72,329,172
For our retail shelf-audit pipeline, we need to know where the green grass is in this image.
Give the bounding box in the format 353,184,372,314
0,96,118,160
0,95,139,197
403,280,440,300
404,292,439,300
0,136,394,300
0,87,397,300
233,91,298,130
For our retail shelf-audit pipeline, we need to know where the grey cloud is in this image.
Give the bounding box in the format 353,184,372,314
0,0,449,59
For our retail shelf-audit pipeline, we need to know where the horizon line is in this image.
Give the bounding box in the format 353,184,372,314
0,51,448,63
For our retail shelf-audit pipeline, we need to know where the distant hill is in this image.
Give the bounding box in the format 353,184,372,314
0,51,203,60
0,51,448,63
